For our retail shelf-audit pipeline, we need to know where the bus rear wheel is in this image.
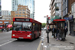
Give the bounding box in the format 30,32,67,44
38,33,40,38
32,34,35,40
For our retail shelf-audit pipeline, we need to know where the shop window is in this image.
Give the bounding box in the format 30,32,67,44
71,2,75,13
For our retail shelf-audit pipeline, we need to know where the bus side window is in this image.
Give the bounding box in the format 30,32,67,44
37,24,39,31
35,23,37,31
39,24,41,31
33,23,35,31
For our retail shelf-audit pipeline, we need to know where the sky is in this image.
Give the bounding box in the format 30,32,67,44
1,0,51,23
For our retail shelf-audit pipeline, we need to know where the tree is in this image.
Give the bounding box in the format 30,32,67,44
42,23,46,28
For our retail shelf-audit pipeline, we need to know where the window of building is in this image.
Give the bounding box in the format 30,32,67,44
26,12,27,13
16,15,18,17
65,0,66,2
23,9,25,11
26,9,27,11
19,9,21,11
4,22,9,23
23,15,25,17
19,12,21,14
23,12,25,14
26,15,27,16
15,12,18,14
26,7,27,8
21,7,22,8
0,22,2,23
7,19,9,20
19,15,21,16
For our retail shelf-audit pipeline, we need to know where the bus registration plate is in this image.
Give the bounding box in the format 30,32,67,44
19,37,23,39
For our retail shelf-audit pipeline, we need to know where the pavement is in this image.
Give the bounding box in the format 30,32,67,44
38,30,75,50
0,31,41,50
0,30,75,50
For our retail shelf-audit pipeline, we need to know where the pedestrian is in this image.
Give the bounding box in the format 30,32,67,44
54,27,57,38
52,27,55,37
56,28,59,40
64,26,68,37
59,27,64,41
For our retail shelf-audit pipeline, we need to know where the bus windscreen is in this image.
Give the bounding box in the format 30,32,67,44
13,22,32,31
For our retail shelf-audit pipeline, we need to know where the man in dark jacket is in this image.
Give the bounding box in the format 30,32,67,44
64,26,68,37
52,27,56,38
56,28,59,38
52,27,55,38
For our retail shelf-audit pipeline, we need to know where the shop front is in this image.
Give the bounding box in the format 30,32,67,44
69,15,75,36
64,15,75,36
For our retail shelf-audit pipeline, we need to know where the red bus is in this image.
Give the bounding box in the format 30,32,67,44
12,18,42,40
0,25,4,31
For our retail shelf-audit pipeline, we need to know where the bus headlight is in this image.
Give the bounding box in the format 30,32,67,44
27,34,32,37
27,35,30,37
13,34,15,36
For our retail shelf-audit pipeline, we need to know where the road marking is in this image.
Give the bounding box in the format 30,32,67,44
0,41,12,47
37,41,42,50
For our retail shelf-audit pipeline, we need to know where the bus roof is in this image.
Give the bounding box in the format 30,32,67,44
13,17,42,24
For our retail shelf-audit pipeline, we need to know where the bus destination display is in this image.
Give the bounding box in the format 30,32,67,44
15,18,30,21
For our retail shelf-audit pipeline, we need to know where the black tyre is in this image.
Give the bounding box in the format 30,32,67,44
62,38,65,41
31,34,35,40
38,33,40,38
17,39,20,41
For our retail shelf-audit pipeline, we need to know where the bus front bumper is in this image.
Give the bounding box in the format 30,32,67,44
12,36,32,40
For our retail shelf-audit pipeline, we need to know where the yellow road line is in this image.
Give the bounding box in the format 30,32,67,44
37,40,42,50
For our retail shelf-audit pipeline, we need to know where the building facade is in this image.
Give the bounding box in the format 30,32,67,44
50,0,75,36
0,20,11,25
11,5,30,22
50,0,55,22
50,0,62,22
1,10,11,20
12,0,35,19
0,0,1,19
61,0,75,36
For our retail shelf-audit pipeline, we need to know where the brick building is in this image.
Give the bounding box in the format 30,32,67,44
0,20,11,26
11,5,30,22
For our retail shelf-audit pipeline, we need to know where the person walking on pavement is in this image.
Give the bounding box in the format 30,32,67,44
52,27,55,37
56,28,59,40
64,26,68,37
59,27,64,41
54,27,57,38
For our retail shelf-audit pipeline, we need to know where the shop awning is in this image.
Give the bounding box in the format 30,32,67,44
53,19,66,22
